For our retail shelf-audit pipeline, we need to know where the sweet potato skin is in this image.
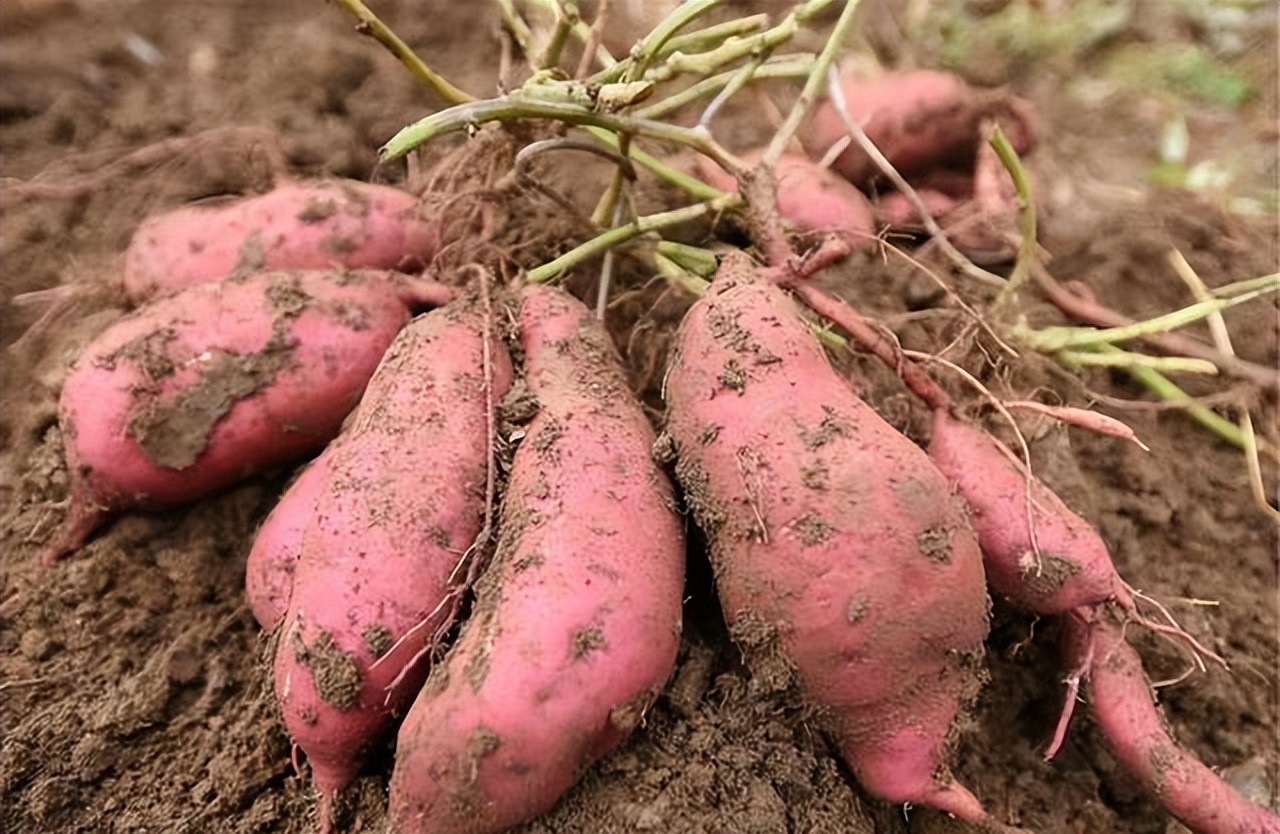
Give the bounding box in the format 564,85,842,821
802,70,1036,186
274,301,514,805
386,286,685,834
928,410,1129,614
244,454,332,630
664,253,991,820
1065,613,1280,834
122,180,438,302
46,269,428,564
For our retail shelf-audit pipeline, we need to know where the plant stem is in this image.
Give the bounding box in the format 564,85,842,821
637,56,815,120
537,0,578,69
990,124,1038,313
660,15,769,58
527,194,740,283
331,0,473,105
1055,349,1220,375
1116,351,1256,451
584,127,725,201
381,96,747,171
495,0,535,54
1020,278,1278,352
761,0,862,168
651,15,798,82
608,0,724,84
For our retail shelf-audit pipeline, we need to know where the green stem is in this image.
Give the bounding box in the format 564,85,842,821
381,97,746,171
612,0,724,84
495,0,535,54
990,124,1038,314
585,127,725,201
657,240,720,277
761,0,863,167
528,194,740,283
537,0,578,69
523,0,617,68
1213,272,1280,298
636,56,815,120
1055,349,1219,375
1018,279,1279,352
650,15,798,82
332,0,473,105
659,15,769,57
1118,353,1253,451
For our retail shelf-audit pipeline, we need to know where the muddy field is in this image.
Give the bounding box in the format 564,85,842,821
2,2,1277,833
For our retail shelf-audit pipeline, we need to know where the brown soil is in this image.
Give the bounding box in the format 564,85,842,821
2,2,1277,834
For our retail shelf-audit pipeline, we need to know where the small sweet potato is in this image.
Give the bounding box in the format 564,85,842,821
122,180,438,302
695,150,875,245
664,252,995,823
44,268,450,564
802,69,1036,186
274,299,513,829
928,410,1133,615
386,286,685,834
1065,612,1280,834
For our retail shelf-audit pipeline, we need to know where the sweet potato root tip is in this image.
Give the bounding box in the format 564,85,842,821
1067,613,1280,834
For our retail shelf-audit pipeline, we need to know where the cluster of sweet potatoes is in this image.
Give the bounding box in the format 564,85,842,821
37,85,1275,834
666,248,1278,834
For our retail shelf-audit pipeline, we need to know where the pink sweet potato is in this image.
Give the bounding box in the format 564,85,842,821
274,300,513,830
244,454,332,630
801,69,1036,186
1064,612,1280,834
386,285,685,834
44,268,451,564
695,150,875,245
928,410,1133,615
663,251,995,823
122,180,438,302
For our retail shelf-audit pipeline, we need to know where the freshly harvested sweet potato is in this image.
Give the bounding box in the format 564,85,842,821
928,410,1134,615
664,251,996,823
43,268,450,564
244,454,332,630
386,286,685,834
695,151,875,245
802,69,1036,186
122,180,438,302
274,300,513,831
1064,612,1280,834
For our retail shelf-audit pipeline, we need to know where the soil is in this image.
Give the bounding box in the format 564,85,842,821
2,2,1277,834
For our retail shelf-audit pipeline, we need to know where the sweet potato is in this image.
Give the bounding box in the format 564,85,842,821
928,410,1134,616
695,150,875,245
1064,612,1280,834
122,180,438,302
386,285,685,834
801,69,1036,186
43,268,451,564
663,251,996,823
274,299,513,830
244,454,332,630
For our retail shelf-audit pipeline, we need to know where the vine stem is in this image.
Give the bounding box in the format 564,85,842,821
527,194,741,284
760,0,863,169
330,0,473,105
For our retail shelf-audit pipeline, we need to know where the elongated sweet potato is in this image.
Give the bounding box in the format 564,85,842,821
664,251,996,823
123,180,438,302
801,69,1036,186
928,410,1134,615
1064,612,1280,834
274,300,513,831
43,268,451,564
386,285,685,834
